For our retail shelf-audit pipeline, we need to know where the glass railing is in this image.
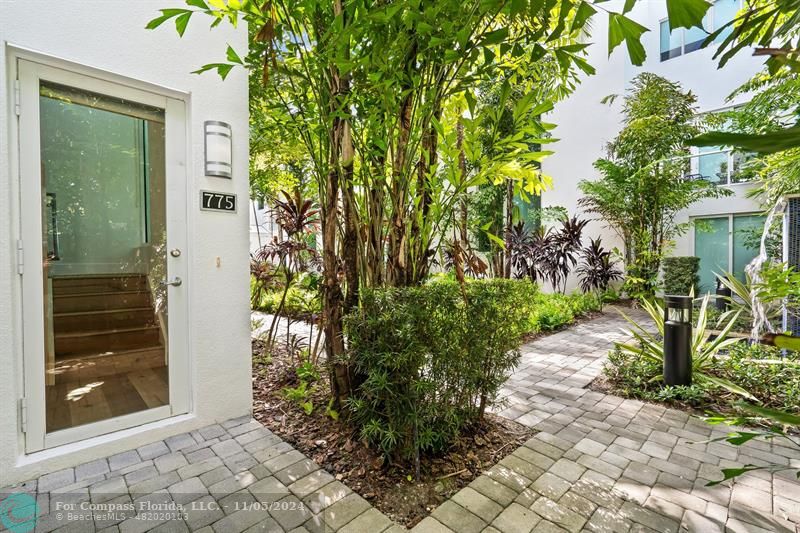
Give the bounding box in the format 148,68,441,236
680,150,757,186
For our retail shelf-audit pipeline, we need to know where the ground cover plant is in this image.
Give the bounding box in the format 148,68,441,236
251,275,321,320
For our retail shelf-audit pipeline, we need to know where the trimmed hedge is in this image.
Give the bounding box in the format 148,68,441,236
344,279,537,460
662,256,700,295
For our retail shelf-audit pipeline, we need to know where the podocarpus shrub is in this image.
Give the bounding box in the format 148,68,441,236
662,256,700,295
344,279,537,460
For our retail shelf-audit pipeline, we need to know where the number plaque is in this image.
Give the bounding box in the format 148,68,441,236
200,190,237,213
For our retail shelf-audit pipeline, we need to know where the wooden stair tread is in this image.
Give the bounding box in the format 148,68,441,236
54,307,153,317
55,325,160,339
53,289,148,298
55,346,164,363
54,274,145,279
51,275,162,360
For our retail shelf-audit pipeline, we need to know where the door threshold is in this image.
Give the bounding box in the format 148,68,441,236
18,413,195,468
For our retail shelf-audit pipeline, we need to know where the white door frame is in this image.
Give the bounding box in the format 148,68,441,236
15,54,190,452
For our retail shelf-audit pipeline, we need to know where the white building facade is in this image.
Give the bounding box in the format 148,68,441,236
1,1,252,484
542,0,766,293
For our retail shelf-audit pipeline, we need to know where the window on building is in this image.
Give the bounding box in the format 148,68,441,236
688,109,755,185
692,146,755,185
660,20,682,61
694,214,765,293
659,0,740,61
514,192,543,231
713,0,739,42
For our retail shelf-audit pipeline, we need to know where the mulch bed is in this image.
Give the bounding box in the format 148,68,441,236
251,339,534,528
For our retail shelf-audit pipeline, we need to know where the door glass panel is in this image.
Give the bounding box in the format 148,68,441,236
733,215,766,282
39,81,168,433
695,217,729,294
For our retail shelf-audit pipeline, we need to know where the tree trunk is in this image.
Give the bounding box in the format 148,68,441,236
504,179,513,278
341,116,358,313
457,120,469,248
365,157,386,287
409,98,442,284
386,43,417,288
323,0,351,408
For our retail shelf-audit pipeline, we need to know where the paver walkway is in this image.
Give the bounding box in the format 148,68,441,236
418,308,800,533
6,308,800,532
2,417,400,533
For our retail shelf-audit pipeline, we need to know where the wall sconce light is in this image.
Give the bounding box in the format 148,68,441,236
204,120,232,178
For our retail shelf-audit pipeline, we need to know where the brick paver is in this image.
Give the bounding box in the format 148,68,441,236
470,307,800,533
1,416,394,532
6,308,800,532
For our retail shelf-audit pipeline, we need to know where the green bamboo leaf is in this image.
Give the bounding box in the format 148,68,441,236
571,2,596,31
481,28,509,46
706,465,763,486
146,8,188,30
175,11,193,36
226,44,243,64
608,13,649,66
483,229,506,250
666,0,712,30
690,125,800,154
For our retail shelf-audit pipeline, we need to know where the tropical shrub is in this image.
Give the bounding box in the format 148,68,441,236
345,279,536,461
509,216,589,293
661,256,700,295
525,292,604,333
253,285,321,317
719,343,800,412
577,238,623,309
529,297,575,332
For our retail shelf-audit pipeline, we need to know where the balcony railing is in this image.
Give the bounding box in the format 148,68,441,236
680,149,756,186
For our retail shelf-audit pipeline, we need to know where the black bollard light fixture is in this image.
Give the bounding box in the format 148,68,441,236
663,295,693,386
715,277,731,311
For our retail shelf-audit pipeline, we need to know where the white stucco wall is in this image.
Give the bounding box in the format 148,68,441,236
541,12,627,291
1,1,251,484
542,2,764,291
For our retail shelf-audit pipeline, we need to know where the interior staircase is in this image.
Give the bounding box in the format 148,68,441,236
51,274,165,383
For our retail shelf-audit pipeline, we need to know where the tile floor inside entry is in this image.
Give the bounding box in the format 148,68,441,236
5,309,800,532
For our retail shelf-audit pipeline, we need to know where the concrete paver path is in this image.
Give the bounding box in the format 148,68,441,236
6,308,800,532
417,307,800,533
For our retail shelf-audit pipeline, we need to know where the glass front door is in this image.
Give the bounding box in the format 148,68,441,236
40,82,170,432
18,59,188,451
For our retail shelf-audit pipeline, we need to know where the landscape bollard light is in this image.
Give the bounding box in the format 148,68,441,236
715,277,731,311
663,295,692,386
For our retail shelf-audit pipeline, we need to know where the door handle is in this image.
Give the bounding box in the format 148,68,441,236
161,277,182,287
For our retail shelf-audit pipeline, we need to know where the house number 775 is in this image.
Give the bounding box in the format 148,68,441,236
200,191,237,213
